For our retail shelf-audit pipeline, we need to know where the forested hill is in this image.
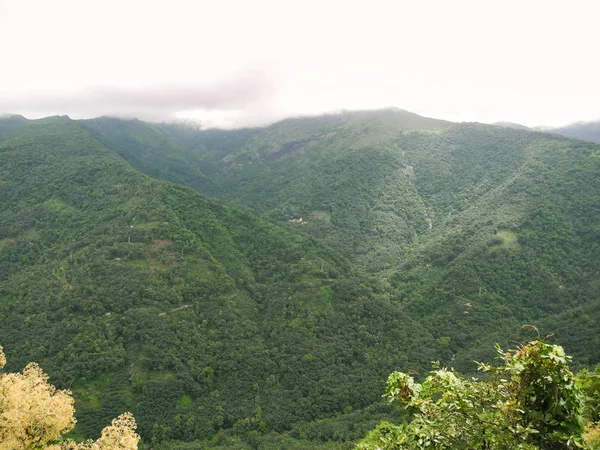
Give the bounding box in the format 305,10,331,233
83,117,222,195
548,120,600,143
2,110,600,449
155,108,454,268
0,117,438,448
91,109,600,370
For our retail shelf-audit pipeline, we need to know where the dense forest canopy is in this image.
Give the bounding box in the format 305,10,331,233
123,109,600,369
1,109,599,448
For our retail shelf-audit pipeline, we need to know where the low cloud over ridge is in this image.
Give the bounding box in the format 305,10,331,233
1,0,599,128
0,71,276,123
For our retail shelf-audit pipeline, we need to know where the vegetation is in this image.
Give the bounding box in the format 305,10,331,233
158,108,451,268
142,109,600,370
1,108,599,448
549,121,600,144
83,117,222,196
359,336,596,449
0,344,139,449
0,116,436,447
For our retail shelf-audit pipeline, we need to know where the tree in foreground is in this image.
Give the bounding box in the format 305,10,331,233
358,335,595,449
0,345,139,450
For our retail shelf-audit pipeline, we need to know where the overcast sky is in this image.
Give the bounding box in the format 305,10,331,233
0,0,598,128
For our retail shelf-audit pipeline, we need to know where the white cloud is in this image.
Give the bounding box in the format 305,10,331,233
0,0,598,127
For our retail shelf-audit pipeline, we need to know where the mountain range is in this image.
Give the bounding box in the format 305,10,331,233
1,108,599,449
548,121,600,143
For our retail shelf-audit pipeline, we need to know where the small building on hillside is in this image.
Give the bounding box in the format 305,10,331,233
288,217,307,224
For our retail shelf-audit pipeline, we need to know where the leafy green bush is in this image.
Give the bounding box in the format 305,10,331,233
358,337,587,449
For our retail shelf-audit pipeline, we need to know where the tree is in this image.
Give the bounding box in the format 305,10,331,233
577,366,600,449
0,345,139,450
357,336,587,449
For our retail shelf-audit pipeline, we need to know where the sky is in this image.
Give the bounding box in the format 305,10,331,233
0,0,598,128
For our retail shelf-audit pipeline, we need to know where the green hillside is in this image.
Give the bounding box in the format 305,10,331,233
385,127,600,369
158,109,452,270
492,121,532,130
117,110,600,369
83,117,222,196
549,120,600,143
153,121,261,178
2,109,600,449
0,117,438,448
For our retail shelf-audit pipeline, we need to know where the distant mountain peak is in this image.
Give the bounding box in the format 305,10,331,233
546,120,600,143
0,113,27,122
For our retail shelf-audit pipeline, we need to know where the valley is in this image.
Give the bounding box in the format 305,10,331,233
1,109,599,448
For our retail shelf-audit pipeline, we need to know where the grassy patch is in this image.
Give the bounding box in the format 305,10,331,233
148,371,176,382
320,285,335,302
0,238,16,252
135,221,169,230
129,258,150,268
488,230,519,252
178,394,193,408
72,374,113,410
44,198,69,212
310,210,332,223
22,229,40,240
